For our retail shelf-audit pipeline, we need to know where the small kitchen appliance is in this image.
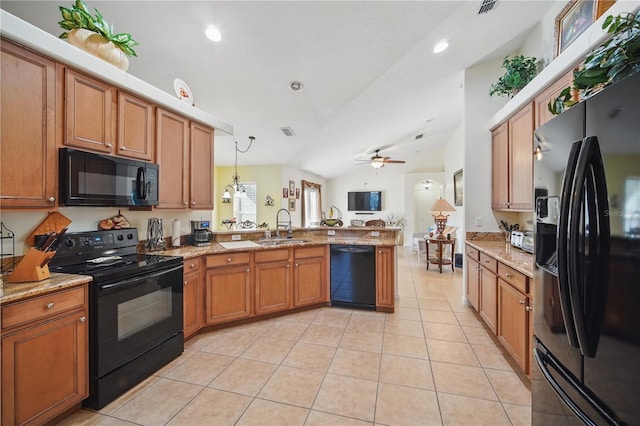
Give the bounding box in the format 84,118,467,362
190,220,213,246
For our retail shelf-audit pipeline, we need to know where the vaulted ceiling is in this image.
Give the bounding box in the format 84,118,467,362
2,1,555,178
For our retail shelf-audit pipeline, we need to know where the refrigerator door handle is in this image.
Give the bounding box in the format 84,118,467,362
557,141,582,348
568,136,610,358
534,343,620,426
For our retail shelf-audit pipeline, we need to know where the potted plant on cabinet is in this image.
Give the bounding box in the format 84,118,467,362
58,0,138,70
549,12,640,115
489,54,539,98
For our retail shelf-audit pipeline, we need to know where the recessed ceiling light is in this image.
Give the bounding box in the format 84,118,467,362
289,81,304,92
205,25,222,42
433,40,449,53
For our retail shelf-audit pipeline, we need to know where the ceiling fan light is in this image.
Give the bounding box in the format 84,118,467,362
205,25,222,42
371,160,384,169
433,40,449,53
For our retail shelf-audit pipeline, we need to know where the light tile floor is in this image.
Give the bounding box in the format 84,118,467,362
58,247,531,425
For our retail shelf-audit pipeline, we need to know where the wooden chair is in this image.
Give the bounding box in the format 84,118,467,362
365,219,385,227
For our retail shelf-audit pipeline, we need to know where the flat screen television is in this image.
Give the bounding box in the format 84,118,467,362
348,191,382,211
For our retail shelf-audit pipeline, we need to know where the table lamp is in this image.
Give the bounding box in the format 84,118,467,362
430,198,456,239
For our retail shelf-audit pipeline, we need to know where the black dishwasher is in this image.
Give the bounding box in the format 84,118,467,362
330,244,376,310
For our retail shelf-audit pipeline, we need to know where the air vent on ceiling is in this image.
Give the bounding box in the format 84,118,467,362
478,0,497,14
280,127,295,137
415,134,424,140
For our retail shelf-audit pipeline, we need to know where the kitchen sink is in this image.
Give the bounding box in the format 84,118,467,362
258,239,309,246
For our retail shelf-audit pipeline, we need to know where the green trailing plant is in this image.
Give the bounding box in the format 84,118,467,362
58,0,139,57
489,54,539,97
549,12,640,115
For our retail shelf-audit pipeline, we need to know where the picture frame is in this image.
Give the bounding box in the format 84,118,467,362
554,0,597,57
295,188,300,199
288,198,296,211
453,168,463,206
282,188,288,198
289,180,295,198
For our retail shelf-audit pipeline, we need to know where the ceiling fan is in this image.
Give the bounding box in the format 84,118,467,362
357,149,406,169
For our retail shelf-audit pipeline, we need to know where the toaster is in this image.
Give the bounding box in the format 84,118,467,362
510,231,524,249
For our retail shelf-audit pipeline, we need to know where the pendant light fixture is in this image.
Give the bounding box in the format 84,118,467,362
222,136,255,203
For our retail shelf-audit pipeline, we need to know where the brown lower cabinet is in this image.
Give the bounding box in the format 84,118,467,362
1,285,88,426
183,257,203,339
254,249,291,315
466,243,532,375
293,246,327,307
205,252,252,325
375,246,395,311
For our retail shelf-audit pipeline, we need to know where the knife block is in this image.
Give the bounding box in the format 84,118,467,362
7,248,56,283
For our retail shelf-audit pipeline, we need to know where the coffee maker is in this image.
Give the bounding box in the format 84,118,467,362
190,220,213,246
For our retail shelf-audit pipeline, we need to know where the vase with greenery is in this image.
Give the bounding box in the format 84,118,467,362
489,54,539,98
549,12,640,115
58,0,138,70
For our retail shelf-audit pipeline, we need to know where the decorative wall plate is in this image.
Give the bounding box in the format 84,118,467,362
173,78,194,105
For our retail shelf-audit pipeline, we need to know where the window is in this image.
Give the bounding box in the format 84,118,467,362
234,182,257,223
302,180,322,227
624,177,640,236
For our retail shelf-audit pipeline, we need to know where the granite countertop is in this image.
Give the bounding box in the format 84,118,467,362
1,236,394,304
465,240,534,278
153,236,397,259
0,273,92,305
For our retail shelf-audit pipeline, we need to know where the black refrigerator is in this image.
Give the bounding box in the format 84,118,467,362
532,71,640,425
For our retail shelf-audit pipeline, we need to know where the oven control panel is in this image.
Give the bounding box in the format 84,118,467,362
56,229,139,257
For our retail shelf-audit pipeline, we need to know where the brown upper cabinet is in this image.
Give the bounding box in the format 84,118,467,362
491,102,534,211
65,69,155,161
64,68,115,153
156,109,214,210
117,91,154,161
0,40,58,209
534,69,574,129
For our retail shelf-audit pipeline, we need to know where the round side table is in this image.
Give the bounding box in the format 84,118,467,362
425,238,456,273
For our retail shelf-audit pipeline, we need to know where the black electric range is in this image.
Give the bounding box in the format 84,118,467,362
46,228,184,409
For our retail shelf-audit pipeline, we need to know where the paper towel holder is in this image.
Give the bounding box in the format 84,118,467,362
171,219,181,247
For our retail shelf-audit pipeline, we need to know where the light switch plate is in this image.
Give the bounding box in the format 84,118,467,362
231,234,241,241
371,231,380,237
327,230,336,236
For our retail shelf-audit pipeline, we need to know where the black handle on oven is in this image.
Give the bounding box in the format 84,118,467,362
136,167,147,200
557,140,581,349
534,342,619,426
567,136,610,358
99,264,183,294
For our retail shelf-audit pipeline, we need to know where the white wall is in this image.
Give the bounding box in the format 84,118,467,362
442,126,464,246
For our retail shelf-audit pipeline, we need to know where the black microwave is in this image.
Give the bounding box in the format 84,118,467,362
59,148,159,207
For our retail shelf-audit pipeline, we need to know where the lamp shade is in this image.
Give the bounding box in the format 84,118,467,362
430,198,456,213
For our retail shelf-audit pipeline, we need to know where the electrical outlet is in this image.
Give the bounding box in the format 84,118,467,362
371,231,380,237
475,217,483,227
327,230,336,236
231,234,241,241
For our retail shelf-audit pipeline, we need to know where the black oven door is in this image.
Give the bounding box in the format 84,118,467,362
94,264,183,377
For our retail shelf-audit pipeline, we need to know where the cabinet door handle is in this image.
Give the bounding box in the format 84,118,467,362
183,202,188,206
48,196,56,202
120,146,126,151
246,269,250,273
191,201,196,205
484,260,491,263
190,263,196,268
518,299,526,305
79,316,86,322
184,281,188,285
505,273,512,277
106,143,113,150
526,306,533,312
227,257,232,262
287,264,290,268
46,302,54,309
295,263,299,267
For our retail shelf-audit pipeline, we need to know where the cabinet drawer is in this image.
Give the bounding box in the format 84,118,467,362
183,257,201,274
2,285,87,330
255,249,289,263
465,245,479,261
295,246,325,259
498,262,528,294
479,252,498,274
206,252,251,268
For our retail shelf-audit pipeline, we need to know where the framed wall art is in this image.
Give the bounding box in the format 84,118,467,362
289,180,295,198
282,188,288,198
454,168,463,206
554,0,597,57
288,198,296,211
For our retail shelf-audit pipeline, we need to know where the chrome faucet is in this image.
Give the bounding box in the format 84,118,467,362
276,208,293,238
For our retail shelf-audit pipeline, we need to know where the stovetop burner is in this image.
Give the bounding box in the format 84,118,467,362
48,229,182,283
